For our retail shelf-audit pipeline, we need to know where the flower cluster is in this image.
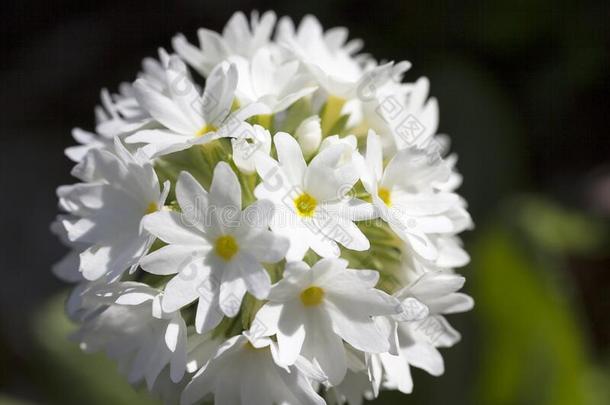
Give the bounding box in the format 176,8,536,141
53,11,474,405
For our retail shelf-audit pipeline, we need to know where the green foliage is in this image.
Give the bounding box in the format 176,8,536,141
471,220,606,405
514,196,607,255
0,396,34,405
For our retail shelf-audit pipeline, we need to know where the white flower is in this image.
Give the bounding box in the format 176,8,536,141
276,15,362,98
363,76,439,153
359,130,466,260
140,162,289,333
255,132,370,260
277,15,407,101
181,333,325,405
173,11,278,77
65,72,164,163
65,127,115,162
253,258,401,384
231,47,317,114
372,271,474,394
56,138,169,280
107,48,173,125
125,58,263,158
74,282,187,390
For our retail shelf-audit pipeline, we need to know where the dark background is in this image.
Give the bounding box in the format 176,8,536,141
1,1,609,404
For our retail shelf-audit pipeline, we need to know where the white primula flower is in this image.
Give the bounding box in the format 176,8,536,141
255,132,370,260
359,130,466,260
231,46,317,114
65,83,151,163
107,48,173,124
173,11,277,77
126,58,264,158
277,15,408,101
57,138,169,280
66,49,177,163
140,162,289,333
363,76,439,153
65,127,115,163
372,271,474,394
253,258,401,385
74,282,187,389
181,333,325,405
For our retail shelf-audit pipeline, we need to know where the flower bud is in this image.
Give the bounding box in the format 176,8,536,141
295,115,322,158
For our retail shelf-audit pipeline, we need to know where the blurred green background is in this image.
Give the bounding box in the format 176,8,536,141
1,1,609,404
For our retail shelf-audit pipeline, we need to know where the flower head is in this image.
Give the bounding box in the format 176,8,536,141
54,11,474,404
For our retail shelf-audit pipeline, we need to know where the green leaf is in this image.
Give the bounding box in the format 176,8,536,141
471,225,605,405
514,196,607,255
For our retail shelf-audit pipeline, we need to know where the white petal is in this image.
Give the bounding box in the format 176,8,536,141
169,317,188,383
242,229,289,263
305,144,358,202
325,300,390,353
209,162,242,222
251,303,281,338
276,300,306,365
366,130,383,183
240,198,275,230
133,79,193,134
195,293,224,334
142,211,204,245
407,271,465,301
176,171,209,229
303,309,347,385
163,264,212,313
219,271,247,317
125,129,188,145
274,132,307,186
379,352,413,393
166,56,205,129
233,253,271,299
427,293,474,314
202,62,237,125
403,341,444,376
140,244,202,276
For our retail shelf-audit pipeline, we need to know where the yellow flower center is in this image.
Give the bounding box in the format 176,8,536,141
378,187,392,206
215,235,239,261
145,202,158,214
195,124,218,137
300,286,325,306
294,193,317,217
